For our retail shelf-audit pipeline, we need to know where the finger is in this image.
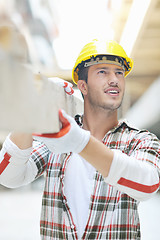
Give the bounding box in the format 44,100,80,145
65,86,74,95
32,110,71,139
63,82,73,88
58,109,70,128
63,82,74,95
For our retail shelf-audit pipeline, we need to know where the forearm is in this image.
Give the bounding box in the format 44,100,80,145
79,135,114,178
10,132,33,149
80,136,160,201
105,150,160,201
0,135,37,188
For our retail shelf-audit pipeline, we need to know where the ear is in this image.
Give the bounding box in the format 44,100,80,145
77,80,88,96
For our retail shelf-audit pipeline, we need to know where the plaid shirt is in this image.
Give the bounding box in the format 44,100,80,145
30,120,160,240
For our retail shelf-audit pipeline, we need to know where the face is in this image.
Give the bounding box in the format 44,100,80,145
79,63,125,112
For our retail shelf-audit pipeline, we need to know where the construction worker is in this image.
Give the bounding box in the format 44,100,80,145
0,39,160,240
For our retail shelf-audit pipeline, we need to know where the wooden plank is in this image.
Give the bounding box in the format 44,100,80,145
0,56,83,137
0,24,83,142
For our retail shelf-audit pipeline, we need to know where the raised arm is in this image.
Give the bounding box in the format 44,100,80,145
80,136,160,201
0,133,49,188
0,80,74,188
33,110,160,201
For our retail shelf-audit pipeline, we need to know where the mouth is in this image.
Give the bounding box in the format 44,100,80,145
104,88,120,96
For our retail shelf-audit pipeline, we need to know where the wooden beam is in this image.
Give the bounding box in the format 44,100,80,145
0,25,83,142
0,58,83,135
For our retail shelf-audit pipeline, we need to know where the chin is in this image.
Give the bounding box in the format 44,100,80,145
105,102,122,111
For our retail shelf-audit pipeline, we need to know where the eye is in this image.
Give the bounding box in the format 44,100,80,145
98,70,106,74
116,71,124,76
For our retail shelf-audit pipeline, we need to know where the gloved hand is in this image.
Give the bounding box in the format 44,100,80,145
48,77,74,95
32,110,90,154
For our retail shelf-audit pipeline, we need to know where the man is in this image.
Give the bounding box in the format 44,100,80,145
0,39,160,240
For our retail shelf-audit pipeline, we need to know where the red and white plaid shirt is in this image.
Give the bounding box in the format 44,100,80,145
29,120,160,240
0,120,160,239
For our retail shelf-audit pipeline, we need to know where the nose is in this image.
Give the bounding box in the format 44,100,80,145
108,71,118,86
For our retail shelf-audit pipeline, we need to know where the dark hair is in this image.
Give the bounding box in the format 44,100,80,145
77,66,89,99
77,66,89,83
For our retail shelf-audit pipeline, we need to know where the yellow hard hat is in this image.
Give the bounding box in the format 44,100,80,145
72,39,134,84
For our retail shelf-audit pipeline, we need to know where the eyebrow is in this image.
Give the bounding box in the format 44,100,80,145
96,67,125,72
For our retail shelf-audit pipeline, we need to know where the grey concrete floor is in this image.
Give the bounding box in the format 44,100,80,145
0,187,42,240
0,182,160,240
138,192,160,240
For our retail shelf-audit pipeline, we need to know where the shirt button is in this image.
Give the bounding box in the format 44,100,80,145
71,224,75,230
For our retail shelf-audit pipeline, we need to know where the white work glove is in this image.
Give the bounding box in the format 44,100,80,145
48,77,74,95
32,110,90,154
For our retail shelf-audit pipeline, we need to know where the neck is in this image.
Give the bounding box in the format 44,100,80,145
82,104,118,141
